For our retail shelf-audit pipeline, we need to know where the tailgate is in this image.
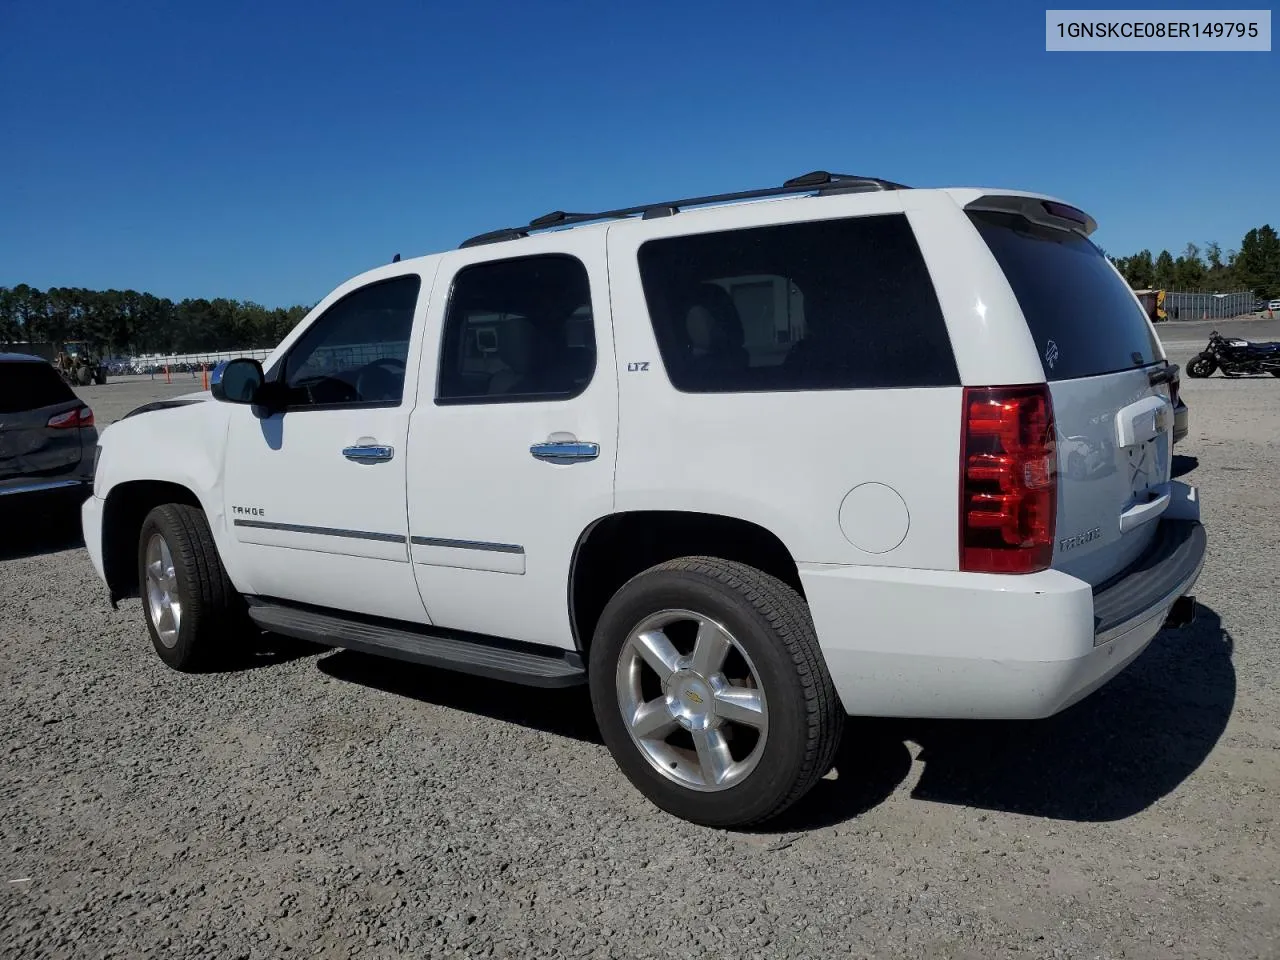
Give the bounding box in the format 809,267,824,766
966,205,1171,586
1049,368,1173,584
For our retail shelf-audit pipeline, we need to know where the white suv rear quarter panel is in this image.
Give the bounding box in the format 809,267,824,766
606,192,964,569
901,191,1047,387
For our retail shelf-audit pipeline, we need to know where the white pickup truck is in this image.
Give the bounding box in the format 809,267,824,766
82,171,1206,827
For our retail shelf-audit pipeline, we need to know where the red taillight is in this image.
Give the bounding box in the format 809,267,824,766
960,385,1057,574
47,406,94,429
1041,200,1089,225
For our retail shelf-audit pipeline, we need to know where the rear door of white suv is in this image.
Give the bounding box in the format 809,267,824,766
404,231,617,648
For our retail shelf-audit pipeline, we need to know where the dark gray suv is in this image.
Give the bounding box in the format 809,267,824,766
0,353,98,503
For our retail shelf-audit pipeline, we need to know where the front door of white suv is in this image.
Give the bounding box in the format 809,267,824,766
405,235,617,648
221,270,433,624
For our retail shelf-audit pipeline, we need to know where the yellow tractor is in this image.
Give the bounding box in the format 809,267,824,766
54,342,108,385
1133,289,1167,324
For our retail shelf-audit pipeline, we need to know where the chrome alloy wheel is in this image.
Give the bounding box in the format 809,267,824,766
615,609,768,792
144,532,182,648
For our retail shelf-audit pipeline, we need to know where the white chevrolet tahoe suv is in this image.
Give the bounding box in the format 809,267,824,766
83,171,1206,828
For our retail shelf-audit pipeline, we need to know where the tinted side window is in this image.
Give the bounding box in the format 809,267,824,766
637,214,958,393
281,275,421,407
0,361,77,413
968,210,1161,380
436,254,595,404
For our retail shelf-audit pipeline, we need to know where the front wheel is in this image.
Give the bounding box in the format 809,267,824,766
589,557,843,828
137,504,250,671
1185,353,1216,378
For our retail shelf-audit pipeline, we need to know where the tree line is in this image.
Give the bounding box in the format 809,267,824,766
1104,224,1280,297
0,284,312,356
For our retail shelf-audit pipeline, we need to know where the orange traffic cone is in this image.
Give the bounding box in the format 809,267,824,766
202,365,209,390
165,365,171,384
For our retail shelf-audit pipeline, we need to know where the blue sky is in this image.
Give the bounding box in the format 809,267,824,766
1,0,1275,307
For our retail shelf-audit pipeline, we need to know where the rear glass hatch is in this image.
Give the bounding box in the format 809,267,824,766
968,206,1174,587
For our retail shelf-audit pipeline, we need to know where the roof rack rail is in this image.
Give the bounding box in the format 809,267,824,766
458,170,910,248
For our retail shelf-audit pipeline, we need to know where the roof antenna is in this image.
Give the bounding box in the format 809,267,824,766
391,253,401,263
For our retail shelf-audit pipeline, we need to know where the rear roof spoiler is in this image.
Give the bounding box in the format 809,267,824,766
963,193,1097,236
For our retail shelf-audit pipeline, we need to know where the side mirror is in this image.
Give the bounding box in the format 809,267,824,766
211,358,265,404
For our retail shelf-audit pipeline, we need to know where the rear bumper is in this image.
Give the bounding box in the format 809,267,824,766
802,514,1206,720
1092,518,1205,644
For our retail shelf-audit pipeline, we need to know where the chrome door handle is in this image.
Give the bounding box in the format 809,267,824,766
342,444,394,463
529,441,600,464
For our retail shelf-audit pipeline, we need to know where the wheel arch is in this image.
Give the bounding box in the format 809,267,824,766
101,479,205,603
567,509,804,655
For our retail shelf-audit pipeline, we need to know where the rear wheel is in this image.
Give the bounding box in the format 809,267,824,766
1185,354,1216,378
589,557,843,828
137,504,250,671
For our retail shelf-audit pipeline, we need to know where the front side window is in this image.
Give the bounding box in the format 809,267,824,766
436,254,595,404
281,274,421,408
637,214,958,393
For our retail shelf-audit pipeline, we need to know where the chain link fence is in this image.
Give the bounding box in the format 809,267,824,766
115,348,274,376
1160,290,1255,321
115,342,411,377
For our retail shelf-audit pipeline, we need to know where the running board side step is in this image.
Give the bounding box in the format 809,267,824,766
244,598,586,688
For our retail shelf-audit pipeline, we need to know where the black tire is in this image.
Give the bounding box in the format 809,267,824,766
1185,354,1216,378
137,503,250,672
588,557,843,828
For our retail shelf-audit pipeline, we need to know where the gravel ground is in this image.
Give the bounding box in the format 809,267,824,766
2,325,1278,960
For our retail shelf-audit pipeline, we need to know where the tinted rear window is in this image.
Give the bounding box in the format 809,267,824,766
968,210,1161,381
0,361,77,413
637,213,958,393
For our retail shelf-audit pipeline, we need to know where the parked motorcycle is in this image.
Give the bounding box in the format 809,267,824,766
1185,330,1280,378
